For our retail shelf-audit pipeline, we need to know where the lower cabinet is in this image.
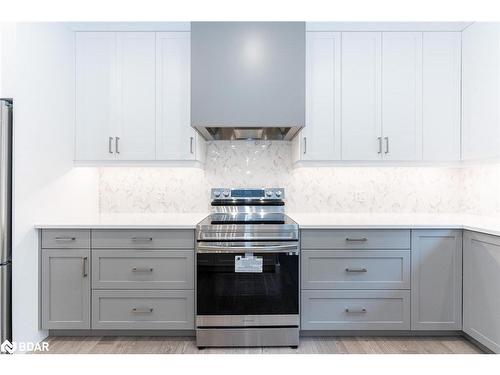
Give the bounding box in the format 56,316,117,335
92,290,194,330
463,231,500,353
301,290,411,330
41,249,91,329
411,230,462,330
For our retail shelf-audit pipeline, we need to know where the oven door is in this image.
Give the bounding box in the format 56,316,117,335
196,242,299,327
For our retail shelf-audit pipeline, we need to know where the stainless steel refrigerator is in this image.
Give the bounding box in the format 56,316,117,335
0,98,12,344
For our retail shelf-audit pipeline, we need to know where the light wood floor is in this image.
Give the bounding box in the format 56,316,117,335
36,336,483,354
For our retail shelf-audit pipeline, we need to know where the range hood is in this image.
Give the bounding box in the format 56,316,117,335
191,22,305,141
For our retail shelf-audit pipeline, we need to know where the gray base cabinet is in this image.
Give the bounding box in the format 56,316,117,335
301,290,411,330
463,231,500,353
411,230,462,330
41,249,91,329
92,290,194,330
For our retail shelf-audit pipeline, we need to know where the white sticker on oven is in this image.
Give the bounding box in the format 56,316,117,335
235,253,263,273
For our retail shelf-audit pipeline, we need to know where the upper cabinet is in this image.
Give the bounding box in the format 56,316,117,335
422,32,461,161
295,30,462,163
75,31,204,163
297,32,341,160
341,32,382,161
462,23,500,161
382,32,422,161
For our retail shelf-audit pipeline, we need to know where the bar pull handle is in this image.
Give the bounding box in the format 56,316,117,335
115,136,120,154
303,137,307,154
378,137,382,154
384,136,389,154
190,137,194,154
345,237,367,242
54,237,76,241
131,237,153,242
132,307,154,313
108,137,114,154
345,268,367,273
82,257,88,277
132,267,154,273
345,308,367,313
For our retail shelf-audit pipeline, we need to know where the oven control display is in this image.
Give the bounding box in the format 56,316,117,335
235,254,263,273
230,189,265,198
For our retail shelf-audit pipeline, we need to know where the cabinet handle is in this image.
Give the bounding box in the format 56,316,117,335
345,237,367,242
132,267,154,273
345,308,367,313
108,137,114,154
115,137,120,154
131,237,153,242
345,268,367,273
132,307,154,313
303,137,307,154
190,137,194,154
378,137,382,154
54,237,76,241
82,257,88,277
384,137,389,154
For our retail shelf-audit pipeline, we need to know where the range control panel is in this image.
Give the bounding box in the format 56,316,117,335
211,188,285,200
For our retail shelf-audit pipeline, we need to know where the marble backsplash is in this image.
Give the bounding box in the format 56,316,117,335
99,141,500,216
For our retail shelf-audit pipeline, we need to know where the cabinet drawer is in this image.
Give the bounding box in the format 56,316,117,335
301,250,410,290
92,290,194,330
301,229,410,250
92,229,194,249
301,290,410,330
92,250,194,289
42,229,90,249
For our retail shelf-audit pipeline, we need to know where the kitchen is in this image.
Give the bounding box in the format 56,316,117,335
1,13,500,363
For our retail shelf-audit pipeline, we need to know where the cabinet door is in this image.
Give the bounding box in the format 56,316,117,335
341,32,382,161
411,230,462,330
115,32,156,160
463,231,500,353
156,32,196,160
422,32,461,161
301,32,341,160
75,32,117,161
382,32,422,161
41,249,91,329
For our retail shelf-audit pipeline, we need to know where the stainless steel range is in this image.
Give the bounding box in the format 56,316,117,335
195,188,299,348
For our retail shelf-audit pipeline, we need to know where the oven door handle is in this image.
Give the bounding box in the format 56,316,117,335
196,244,299,254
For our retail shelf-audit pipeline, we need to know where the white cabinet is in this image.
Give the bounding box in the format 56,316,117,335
75,31,205,163
382,32,422,161
75,32,116,161
156,32,201,161
411,230,462,330
422,32,461,161
341,32,382,161
296,32,341,161
462,23,500,161
463,231,500,353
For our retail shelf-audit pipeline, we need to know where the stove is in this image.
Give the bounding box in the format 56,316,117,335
195,188,299,348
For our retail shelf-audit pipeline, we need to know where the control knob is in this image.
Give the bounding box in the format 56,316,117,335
265,190,273,198
275,190,282,198
213,191,221,198
223,190,230,198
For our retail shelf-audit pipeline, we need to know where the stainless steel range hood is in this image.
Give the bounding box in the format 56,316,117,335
191,22,305,141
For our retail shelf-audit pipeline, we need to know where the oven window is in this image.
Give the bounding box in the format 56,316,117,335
197,253,299,316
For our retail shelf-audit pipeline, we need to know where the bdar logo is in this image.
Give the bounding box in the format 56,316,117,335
1,340,15,354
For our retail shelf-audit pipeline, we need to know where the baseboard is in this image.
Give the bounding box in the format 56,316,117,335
48,329,196,337
299,330,464,337
461,332,495,354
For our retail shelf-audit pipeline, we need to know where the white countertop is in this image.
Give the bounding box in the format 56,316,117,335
35,212,500,236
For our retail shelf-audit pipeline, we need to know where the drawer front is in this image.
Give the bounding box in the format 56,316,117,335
301,250,410,290
92,290,194,330
301,229,410,250
92,250,194,290
92,229,194,249
42,229,91,249
301,290,410,330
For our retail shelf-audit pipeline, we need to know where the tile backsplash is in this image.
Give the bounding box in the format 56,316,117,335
99,141,500,216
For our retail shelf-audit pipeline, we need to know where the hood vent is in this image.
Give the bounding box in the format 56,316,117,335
191,22,305,141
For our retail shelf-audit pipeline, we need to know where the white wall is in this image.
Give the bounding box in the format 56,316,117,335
0,23,17,97
12,23,99,345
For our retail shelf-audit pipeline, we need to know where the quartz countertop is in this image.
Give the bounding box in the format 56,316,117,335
35,212,500,237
